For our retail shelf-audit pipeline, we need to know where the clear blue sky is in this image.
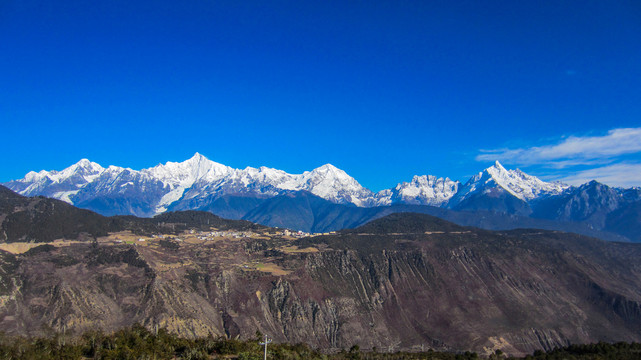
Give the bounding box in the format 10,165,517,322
2,1,641,190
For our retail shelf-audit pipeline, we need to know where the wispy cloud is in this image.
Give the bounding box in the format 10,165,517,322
476,127,641,167
476,127,641,187
555,163,641,188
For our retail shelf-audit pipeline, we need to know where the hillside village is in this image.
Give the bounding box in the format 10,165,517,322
108,228,338,246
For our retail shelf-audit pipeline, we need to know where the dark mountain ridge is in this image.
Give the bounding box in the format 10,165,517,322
240,191,629,241
0,185,264,242
342,212,468,234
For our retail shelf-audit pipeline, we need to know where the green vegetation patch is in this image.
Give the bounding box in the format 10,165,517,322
0,325,639,360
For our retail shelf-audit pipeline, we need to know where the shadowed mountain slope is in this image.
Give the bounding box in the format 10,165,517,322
241,191,628,241
342,212,467,234
0,185,115,242
605,200,641,242
0,185,264,242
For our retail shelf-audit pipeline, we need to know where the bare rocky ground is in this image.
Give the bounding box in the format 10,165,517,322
0,213,640,357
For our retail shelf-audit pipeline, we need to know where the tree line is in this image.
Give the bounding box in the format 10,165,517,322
0,324,639,359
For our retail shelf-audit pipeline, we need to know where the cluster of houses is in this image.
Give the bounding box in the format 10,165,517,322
280,229,337,238
281,229,309,238
111,228,337,245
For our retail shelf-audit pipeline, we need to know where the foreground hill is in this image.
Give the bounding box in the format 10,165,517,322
0,211,639,356
0,185,116,242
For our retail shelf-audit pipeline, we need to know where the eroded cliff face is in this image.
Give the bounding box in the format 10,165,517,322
0,229,640,357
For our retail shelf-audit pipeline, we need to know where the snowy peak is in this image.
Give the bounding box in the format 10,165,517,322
305,164,354,186
54,159,105,182
22,158,104,186
379,174,460,206
23,170,47,183
76,158,102,169
485,160,507,177
405,175,459,192
301,164,355,188
455,161,569,203
270,163,374,206
301,164,373,205
145,153,232,188
309,163,341,175
189,152,206,161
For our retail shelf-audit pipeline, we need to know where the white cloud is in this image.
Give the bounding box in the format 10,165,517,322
476,127,641,167
476,127,641,187
556,163,641,188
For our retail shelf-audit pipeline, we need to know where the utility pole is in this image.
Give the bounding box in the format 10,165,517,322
259,334,272,360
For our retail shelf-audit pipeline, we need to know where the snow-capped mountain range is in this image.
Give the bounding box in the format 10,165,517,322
4,153,573,218
6,153,641,243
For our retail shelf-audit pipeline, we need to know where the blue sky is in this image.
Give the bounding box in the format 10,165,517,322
2,1,640,190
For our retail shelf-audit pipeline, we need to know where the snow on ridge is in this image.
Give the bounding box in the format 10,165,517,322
398,175,459,205
145,152,233,188
27,158,106,184
297,163,373,204
487,161,568,200
375,174,459,207
155,187,187,214
24,170,48,182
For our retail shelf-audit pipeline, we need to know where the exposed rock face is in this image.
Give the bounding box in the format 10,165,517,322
0,214,640,357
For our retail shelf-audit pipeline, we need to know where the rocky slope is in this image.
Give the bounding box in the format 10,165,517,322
0,213,640,357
